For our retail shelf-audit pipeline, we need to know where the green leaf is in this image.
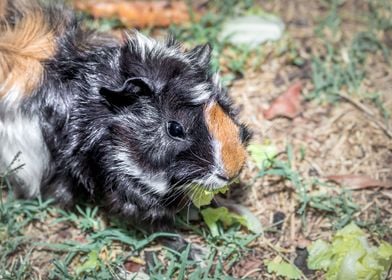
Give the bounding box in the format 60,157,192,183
307,239,333,270
218,15,285,48
189,185,229,208
265,257,302,279
247,143,278,168
226,203,263,234
201,207,248,236
378,242,392,260
75,250,100,275
307,222,392,280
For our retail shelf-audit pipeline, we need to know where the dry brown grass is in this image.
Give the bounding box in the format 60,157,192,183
1,0,391,279
223,0,392,278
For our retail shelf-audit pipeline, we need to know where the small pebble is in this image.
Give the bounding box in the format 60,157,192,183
294,247,313,276
272,211,286,230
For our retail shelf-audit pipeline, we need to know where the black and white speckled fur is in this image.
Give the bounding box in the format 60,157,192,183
0,0,251,229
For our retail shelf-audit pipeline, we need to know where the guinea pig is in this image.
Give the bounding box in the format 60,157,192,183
0,0,251,228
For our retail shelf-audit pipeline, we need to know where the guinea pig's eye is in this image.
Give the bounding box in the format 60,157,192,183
167,121,185,139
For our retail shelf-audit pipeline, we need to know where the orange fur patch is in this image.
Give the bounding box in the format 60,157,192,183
0,2,6,20
0,1,56,99
205,103,247,179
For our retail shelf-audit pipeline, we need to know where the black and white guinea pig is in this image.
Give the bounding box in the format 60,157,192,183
0,0,251,227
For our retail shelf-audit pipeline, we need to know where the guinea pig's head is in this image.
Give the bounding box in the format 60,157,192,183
100,32,251,201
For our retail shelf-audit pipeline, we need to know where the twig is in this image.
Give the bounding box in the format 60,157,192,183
241,268,263,279
338,92,392,139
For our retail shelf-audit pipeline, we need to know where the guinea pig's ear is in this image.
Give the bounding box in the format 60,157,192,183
187,43,212,68
100,77,154,106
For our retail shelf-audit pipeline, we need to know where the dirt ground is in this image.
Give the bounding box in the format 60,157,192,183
224,0,392,278
1,0,391,279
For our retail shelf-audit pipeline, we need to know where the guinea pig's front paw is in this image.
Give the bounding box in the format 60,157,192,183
106,197,176,229
41,179,76,209
118,202,140,219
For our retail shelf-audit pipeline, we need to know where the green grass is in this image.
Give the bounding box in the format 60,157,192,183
0,197,257,279
308,33,389,103
1,172,257,279
2,0,392,279
367,0,392,31
309,0,391,119
1,2,262,278
168,0,268,83
255,145,359,231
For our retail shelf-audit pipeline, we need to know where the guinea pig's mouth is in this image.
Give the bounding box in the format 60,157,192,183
191,172,237,191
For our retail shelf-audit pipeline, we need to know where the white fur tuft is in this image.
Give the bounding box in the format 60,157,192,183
113,150,169,195
212,71,222,90
126,31,185,63
189,83,212,104
0,97,49,197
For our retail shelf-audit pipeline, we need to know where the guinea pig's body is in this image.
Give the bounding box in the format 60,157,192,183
0,0,250,227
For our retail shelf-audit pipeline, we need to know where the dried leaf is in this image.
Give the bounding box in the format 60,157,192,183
124,260,143,272
74,0,193,28
232,255,263,278
326,175,391,190
263,82,302,120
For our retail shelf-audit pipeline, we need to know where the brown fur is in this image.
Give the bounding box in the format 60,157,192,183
0,0,56,99
0,1,6,20
206,103,247,179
